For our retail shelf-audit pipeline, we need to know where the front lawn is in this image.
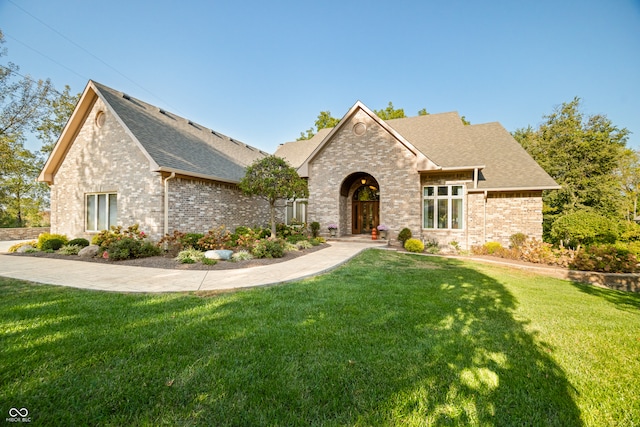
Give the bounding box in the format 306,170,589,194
1,250,639,425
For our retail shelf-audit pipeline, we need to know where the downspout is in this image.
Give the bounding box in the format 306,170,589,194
164,172,176,237
483,190,488,244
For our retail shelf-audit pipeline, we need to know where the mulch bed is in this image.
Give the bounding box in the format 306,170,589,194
8,244,329,270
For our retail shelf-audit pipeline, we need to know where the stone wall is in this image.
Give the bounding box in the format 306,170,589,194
49,97,168,240
308,109,421,239
0,227,50,241
167,177,276,233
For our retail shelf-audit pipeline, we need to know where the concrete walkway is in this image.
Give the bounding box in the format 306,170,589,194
0,241,387,293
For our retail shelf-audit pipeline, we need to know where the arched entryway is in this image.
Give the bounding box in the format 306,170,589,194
340,173,380,235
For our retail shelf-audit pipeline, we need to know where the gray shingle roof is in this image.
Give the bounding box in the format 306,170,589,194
276,108,558,191
93,82,267,182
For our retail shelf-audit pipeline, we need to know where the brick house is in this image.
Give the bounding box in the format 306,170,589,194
40,81,558,249
275,101,559,249
38,81,275,241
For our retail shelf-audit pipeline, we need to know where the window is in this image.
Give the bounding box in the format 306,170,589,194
285,199,307,225
86,193,117,231
423,185,464,229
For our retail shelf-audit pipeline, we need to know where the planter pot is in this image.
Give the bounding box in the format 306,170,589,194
379,230,388,239
329,229,337,237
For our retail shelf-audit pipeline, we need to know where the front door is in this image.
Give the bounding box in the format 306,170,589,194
352,201,379,234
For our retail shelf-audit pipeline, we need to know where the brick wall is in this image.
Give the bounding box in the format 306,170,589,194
308,109,421,240
167,177,276,233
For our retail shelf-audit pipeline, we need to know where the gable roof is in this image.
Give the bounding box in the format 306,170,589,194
276,102,559,191
39,80,267,184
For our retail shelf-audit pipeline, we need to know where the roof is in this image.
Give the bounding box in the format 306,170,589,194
40,81,267,184
275,103,559,191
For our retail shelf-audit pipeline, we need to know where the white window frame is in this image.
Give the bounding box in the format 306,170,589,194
423,185,465,230
285,199,307,225
86,192,117,232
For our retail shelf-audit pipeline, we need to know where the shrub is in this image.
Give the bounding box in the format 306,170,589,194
106,237,161,261
509,233,527,249
182,233,205,250
296,240,313,250
284,242,299,252
571,244,639,273
550,210,618,247
59,244,82,255
398,228,412,245
252,238,286,258
175,248,205,264
198,226,231,250
286,234,308,244
310,221,320,238
232,250,253,262
8,241,37,253
37,232,68,250
92,224,146,249
484,241,503,255
201,257,217,265
404,238,425,253
276,221,306,240
68,238,90,248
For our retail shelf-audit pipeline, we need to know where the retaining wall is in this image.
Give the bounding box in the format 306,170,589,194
0,227,50,241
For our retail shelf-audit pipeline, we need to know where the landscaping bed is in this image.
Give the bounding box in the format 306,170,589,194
8,242,328,270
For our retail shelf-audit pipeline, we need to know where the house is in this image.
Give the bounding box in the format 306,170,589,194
275,101,559,249
40,81,559,250
38,81,275,241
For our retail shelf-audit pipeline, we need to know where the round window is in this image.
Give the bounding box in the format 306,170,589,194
353,122,366,136
95,111,106,128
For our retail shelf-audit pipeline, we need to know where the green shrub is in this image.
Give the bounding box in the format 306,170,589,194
550,210,618,247
68,238,90,248
92,224,146,249
398,228,412,245
276,221,306,240
106,238,161,261
201,257,217,265
310,221,320,238
286,234,308,244
570,244,639,273
37,232,68,250
182,233,205,250
176,248,205,264
425,239,440,254
404,238,425,253
252,238,286,258
284,242,299,252
59,244,82,255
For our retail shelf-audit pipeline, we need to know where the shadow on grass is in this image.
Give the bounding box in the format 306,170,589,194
0,250,582,425
568,280,640,312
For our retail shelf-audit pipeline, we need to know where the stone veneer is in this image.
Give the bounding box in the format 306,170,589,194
49,98,272,241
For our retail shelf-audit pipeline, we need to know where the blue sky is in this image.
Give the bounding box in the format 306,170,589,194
1,0,639,153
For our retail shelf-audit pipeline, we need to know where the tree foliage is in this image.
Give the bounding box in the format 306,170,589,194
239,155,308,237
514,97,630,232
373,102,406,120
36,84,80,155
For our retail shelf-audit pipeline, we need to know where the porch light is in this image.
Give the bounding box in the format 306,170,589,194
361,178,367,185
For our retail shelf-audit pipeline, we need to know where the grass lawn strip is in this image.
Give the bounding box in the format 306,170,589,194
1,250,639,425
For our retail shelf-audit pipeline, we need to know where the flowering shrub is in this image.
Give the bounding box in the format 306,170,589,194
198,226,231,250
377,224,389,231
570,244,639,273
327,223,338,230
92,224,146,248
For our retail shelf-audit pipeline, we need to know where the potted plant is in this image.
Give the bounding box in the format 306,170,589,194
377,224,389,239
327,223,338,237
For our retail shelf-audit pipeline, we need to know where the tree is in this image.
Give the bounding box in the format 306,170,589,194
513,97,630,234
37,85,80,155
239,155,308,237
374,102,406,120
0,30,56,226
618,149,640,221
297,110,340,140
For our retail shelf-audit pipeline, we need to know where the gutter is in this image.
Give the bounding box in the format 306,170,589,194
163,172,176,236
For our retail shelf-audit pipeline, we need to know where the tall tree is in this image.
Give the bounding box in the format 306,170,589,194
514,97,630,223
239,155,308,237
618,149,640,221
37,84,80,155
0,29,54,226
297,110,340,140
374,101,406,120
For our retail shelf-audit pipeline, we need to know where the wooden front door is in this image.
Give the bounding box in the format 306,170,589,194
352,201,379,234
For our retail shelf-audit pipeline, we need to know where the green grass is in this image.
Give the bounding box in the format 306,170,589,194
1,250,639,426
